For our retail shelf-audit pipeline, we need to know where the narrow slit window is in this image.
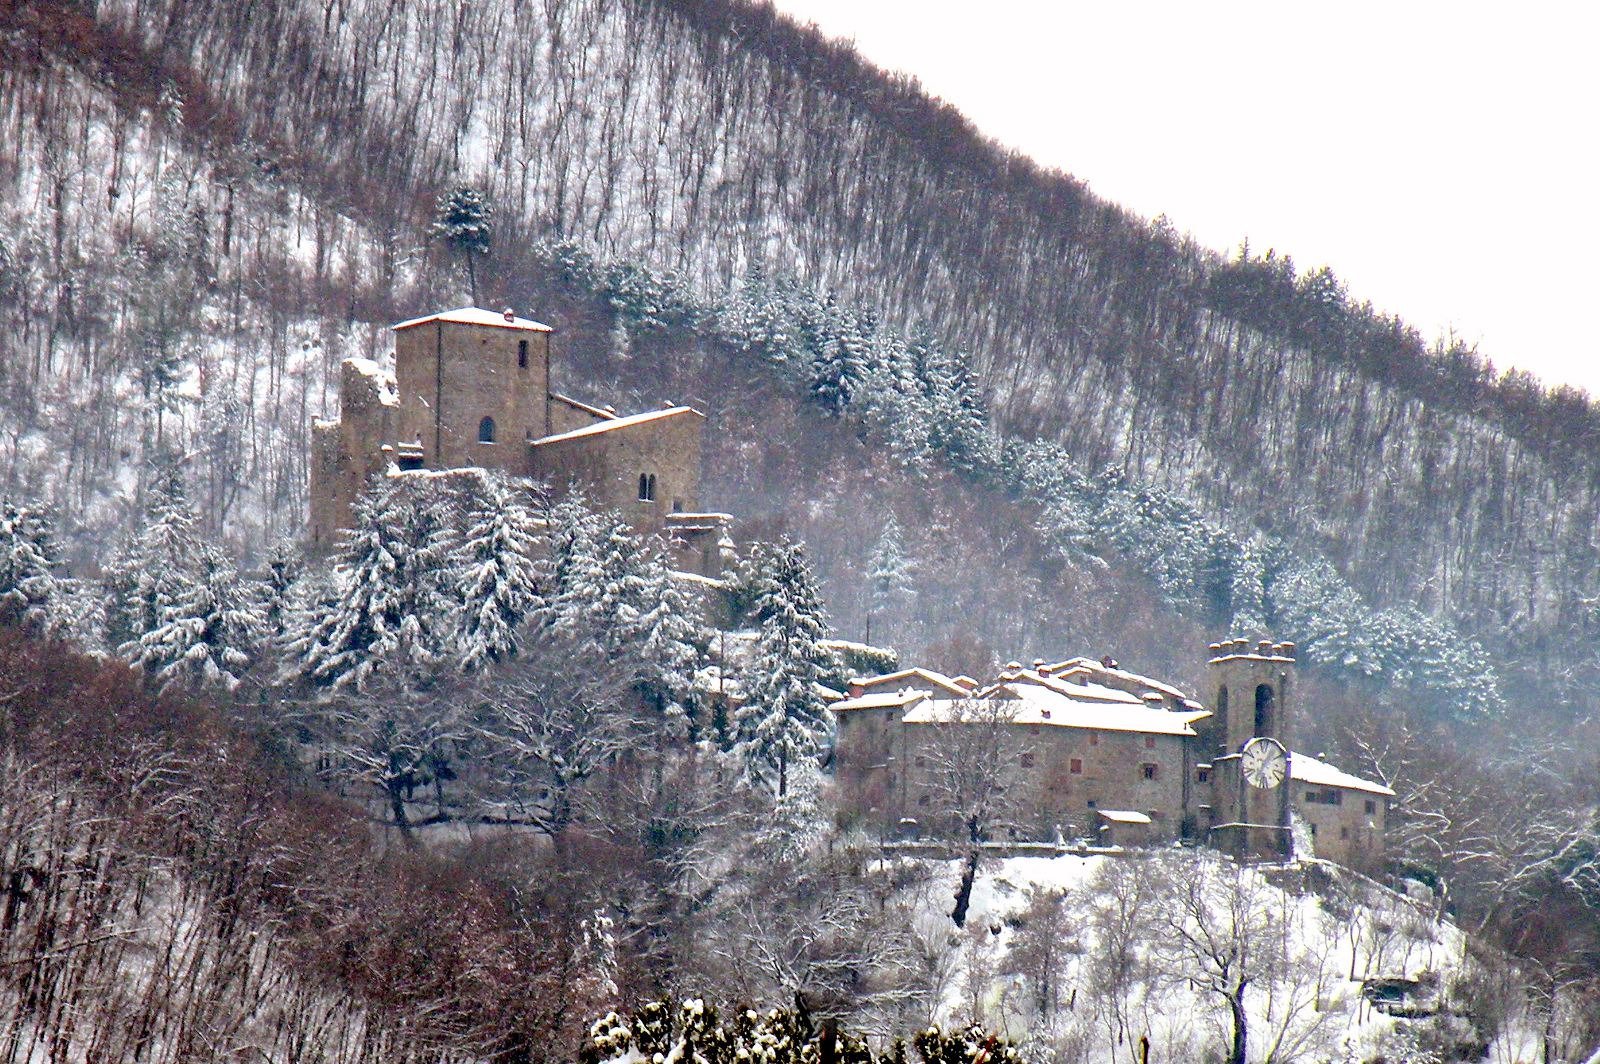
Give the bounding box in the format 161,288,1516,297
517,339,529,368
478,416,496,443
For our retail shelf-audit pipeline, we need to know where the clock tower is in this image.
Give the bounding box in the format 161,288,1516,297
1200,638,1297,861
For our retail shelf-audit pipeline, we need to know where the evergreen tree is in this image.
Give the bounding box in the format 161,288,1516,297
0,496,59,629
733,540,833,798
453,473,544,670
131,544,265,693
544,496,649,652
866,515,914,644
630,550,708,738
260,536,303,639
107,466,203,655
431,185,492,304
290,477,449,691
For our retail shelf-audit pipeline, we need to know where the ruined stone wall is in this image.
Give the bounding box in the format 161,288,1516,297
393,321,550,469
307,359,398,551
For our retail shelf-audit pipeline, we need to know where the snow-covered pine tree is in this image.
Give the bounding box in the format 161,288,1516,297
629,549,708,738
1229,535,1270,635
452,472,545,670
543,495,650,653
131,544,265,693
260,536,302,639
290,477,450,691
733,540,833,798
107,466,203,656
0,496,59,629
431,185,492,304
866,515,914,644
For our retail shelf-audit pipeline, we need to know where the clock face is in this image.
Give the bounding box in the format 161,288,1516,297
1242,737,1287,790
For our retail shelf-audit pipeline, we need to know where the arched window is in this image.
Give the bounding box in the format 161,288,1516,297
478,416,496,443
1254,683,1275,737
638,473,656,501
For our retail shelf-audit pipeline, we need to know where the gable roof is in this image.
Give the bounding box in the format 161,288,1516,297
530,405,702,446
851,667,969,698
393,306,553,332
904,685,1202,737
830,689,931,712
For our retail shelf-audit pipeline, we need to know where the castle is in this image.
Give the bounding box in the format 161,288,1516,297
311,307,1390,868
309,307,729,574
832,639,1394,867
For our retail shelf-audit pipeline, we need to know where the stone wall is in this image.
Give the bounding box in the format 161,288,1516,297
307,358,398,551
529,409,704,533
393,320,551,469
1296,786,1387,870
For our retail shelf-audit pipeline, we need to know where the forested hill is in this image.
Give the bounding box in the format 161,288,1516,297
1,0,1597,706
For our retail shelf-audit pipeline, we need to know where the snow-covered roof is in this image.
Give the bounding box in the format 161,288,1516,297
904,686,1200,737
1046,657,1198,706
531,406,701,446
1097,810,1152,825
851,667,968,698
1290,752,1395,797
392,306,553,332
830,689,930,712
952,675,979,690
979,669,1145,705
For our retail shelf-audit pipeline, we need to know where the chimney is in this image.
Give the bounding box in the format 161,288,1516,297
503,307,516,322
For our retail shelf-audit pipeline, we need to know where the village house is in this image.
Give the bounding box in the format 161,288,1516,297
309,306,731,575
832,638,1394,868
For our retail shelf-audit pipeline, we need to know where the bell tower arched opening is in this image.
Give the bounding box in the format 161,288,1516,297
1254,683,1276,738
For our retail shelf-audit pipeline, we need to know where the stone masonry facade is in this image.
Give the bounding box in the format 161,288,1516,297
833,640,1395,870
309,306,731,575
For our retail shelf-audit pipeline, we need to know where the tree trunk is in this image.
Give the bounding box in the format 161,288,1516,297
1228,990,1248,1064
467,253,479,306
951,848,979,927
388,783,416,847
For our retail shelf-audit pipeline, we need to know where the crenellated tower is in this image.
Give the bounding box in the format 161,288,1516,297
1202,638,1298,861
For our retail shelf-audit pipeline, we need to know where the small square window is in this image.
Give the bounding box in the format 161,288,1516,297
1340,826,1350,840
1141,763,1158,781
1364,799,1377,815
1197,768,1210,784
915,755,926,768
1020,752,1035,768
1069,758,1082,774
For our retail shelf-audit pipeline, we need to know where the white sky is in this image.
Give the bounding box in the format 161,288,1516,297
771,1,1600,396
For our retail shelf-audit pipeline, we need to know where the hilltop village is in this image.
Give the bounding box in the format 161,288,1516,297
311,305,1393,867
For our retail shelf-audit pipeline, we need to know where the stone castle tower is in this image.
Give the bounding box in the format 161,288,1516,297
309,307,731,575
1200,638,1298,860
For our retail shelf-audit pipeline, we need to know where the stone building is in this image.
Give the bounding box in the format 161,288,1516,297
309,306,731,574
832,639,1394,868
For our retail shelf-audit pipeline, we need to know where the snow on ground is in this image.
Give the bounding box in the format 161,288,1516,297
899,848,1480,1062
